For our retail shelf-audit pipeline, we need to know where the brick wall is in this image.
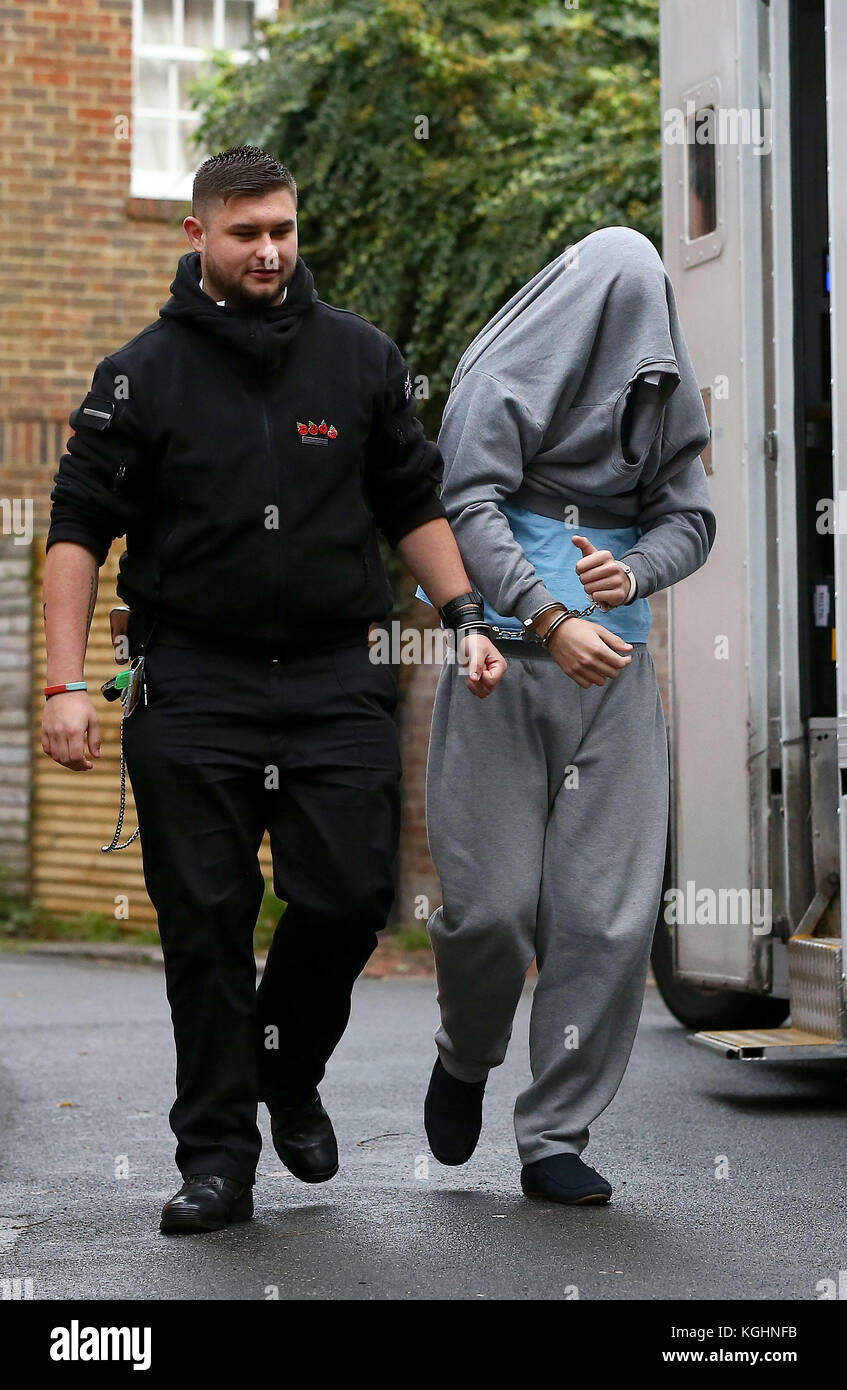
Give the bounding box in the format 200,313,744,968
0,0,198,530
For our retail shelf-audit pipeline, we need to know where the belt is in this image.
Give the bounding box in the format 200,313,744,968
509,479,641,530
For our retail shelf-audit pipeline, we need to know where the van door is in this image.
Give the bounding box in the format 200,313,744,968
659,0,774,988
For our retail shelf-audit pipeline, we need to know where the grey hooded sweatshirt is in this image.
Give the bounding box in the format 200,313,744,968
433,226,716,623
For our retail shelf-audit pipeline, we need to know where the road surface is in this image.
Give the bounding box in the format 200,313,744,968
0,952,845,1300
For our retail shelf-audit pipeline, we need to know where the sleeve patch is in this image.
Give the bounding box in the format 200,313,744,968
75,392,115,431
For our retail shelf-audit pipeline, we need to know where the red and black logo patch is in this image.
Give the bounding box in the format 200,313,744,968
297,418,338,445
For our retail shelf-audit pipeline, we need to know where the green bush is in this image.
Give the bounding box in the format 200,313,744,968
391,924,433,952
254,884,288,952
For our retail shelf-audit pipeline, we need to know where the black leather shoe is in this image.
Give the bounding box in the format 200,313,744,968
424,1057,486,1165
521,1153,612,1205
159,1174,254,1233
268,1092,339,1183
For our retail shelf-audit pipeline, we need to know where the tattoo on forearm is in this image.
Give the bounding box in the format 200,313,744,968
85,574,97,635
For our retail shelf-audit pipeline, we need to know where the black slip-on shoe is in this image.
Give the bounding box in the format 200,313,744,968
521,1153,612,1205
159,1174,254,1233
268,1092,339,1183
424,1057,487,1166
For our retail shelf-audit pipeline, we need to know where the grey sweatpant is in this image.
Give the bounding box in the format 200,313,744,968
425,641,669,1166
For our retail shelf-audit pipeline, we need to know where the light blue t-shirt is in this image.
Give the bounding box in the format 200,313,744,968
416,499,652,642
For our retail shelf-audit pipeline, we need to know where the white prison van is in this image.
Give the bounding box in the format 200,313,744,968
650,0,847,1059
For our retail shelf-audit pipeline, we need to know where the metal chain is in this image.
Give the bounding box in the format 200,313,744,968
100,690,140,854
488,598,605,643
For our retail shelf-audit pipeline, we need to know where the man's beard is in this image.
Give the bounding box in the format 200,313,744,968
203,252,290,312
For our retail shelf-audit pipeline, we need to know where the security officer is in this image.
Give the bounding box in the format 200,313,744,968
42,146,506,1234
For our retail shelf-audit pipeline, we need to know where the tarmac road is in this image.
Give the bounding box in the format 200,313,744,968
0,951,845,1301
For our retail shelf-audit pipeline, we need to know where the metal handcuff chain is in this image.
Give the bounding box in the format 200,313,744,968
486,599,607,647
101,655,146,853
566,599,604,619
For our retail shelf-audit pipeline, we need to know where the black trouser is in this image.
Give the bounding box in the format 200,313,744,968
122,627,402,1185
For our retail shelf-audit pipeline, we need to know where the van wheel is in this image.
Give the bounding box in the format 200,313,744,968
650,819,790,1030
650,909,790,1030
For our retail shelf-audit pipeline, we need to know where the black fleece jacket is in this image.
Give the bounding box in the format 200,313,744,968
46,250,447,654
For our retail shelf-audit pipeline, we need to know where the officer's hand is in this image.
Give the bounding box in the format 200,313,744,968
41,692,102,771
456,633,507,699
546,618,633,690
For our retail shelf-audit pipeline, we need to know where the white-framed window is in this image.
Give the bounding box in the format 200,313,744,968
131,0,278,200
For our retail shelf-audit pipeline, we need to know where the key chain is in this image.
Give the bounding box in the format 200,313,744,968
100,656,145,853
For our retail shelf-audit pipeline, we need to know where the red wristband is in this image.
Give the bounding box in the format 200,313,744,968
44,682,88,698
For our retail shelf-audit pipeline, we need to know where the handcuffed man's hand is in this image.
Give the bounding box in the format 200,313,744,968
545,617,633,690
572,536,631,610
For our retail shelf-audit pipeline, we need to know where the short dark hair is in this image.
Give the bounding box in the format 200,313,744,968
192,145,297,219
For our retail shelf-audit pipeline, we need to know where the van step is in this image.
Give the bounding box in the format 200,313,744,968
687,1025,846,1060
786,934,843,1037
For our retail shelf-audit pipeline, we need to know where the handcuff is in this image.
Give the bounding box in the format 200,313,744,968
521,562,635,645
521,598,601,645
